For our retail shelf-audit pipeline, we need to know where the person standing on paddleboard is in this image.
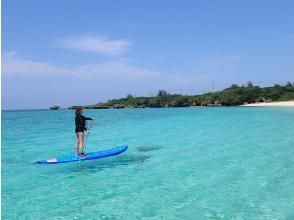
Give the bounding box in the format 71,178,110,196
75,106,95,156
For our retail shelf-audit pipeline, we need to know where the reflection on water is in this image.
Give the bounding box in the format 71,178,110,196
137,145,161,152
41,145,162,174
95,154,151,169
45,154,151,174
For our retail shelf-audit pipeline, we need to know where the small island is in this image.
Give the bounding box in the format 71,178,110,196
50,106,60,110
69,82,294,109
68,81,294,109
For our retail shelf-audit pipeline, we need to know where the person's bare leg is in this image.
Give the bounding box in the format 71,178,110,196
76,133,79,155
77,132,84,154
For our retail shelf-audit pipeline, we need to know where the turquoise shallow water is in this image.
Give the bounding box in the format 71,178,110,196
2,107,294,219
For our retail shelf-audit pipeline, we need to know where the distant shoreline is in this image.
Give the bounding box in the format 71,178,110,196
241,101,294,107
81,83,294,109
3,103,294,111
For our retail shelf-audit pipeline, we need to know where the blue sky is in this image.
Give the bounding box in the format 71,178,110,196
2,0,294,109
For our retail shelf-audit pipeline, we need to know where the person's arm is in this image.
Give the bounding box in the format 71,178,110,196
82,115,95,120
82,115,94,133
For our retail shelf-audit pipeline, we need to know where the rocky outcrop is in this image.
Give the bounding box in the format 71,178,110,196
112,104,124,109
50,106,60,110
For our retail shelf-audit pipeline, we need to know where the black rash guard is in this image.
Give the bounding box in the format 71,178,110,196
75,115,93,133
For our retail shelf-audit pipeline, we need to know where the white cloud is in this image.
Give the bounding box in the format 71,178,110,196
2,51,71,76
55,36,132,56
2,51,159,80
2,51,242,96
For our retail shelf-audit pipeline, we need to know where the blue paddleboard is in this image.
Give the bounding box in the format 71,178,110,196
35,145,128,164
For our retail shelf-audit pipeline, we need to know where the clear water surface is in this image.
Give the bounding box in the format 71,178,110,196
2,107,294,219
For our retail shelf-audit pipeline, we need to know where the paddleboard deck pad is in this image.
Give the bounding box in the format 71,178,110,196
35,145,128,164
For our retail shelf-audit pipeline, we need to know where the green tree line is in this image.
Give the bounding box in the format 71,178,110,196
84,82,294,109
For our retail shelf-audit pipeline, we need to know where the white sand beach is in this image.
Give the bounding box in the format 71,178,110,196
241,101,294,107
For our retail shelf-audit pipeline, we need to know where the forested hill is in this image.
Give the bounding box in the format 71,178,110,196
82,82,294,109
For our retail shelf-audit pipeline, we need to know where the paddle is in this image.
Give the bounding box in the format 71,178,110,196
83,119,95,149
